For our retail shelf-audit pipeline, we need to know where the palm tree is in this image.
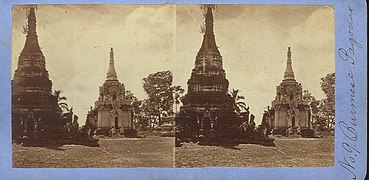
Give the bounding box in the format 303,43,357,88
52,90,69,113
229,89,247,114
172,85,184,114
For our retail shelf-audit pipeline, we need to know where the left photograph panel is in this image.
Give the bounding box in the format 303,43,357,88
11,4,175,168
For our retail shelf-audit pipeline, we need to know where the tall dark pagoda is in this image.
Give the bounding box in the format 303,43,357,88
12,7,60,141
178,6,236,135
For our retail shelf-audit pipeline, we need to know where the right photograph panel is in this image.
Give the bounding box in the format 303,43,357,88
174,4,335,167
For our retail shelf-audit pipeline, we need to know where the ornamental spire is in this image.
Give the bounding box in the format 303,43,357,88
283,47,295,81
106,47,118,80
198,5,220,54
21,6,43,55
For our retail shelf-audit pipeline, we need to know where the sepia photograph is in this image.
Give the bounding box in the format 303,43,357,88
11,4,175,168
12,4,335,169
174,5,335,167
2,0,367,179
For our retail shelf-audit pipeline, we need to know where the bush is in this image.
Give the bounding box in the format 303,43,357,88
272,128,287,136
301,129,315,138
124,129,138,138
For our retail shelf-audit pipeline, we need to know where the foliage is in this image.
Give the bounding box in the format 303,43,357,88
302,90,321,129
52,90,69,114
122,71,182,129
200,4,217,14
125,90,140,115
172,85,185,114
302,90,317,113
142,70,183,126
229,89,247,114
319,73,335,131
304,73,335,132
125,90,149,128
320,73,335,105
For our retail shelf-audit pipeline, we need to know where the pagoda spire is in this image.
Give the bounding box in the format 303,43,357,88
283,47,295,81
198,6,220,54
21,7,43,55
106,47,118,80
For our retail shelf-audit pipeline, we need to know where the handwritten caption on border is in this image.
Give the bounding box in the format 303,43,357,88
337,5,363,180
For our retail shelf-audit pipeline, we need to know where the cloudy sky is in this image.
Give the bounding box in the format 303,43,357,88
12,5,334,124
175,5,334,124
12,5,175,124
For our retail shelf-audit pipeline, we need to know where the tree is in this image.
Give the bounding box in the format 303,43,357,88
125,90,140,114
320,73,335,131
125,90,149,128
301,73,335,132
143,70,174,126
52,90,69,113
309,73,335,132
302,90,318,113
229,89,247,114
321,73,335,104
302,90,320,128
172,85,184,114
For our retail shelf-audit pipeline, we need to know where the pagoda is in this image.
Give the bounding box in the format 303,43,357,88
12,7,61,141
177,6,236,136
86,48,135,137
268,47,311,135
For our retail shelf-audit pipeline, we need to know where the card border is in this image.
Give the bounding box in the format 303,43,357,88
0,0,367,179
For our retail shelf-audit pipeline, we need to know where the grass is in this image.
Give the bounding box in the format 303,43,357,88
175,136,334,167
13,137,174,168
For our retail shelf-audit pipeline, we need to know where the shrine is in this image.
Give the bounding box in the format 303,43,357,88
176,6,238,141
267,47,312,136
86,48,135,137
12,7,62,142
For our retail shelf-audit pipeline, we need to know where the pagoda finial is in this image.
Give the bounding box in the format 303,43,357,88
21,6,43,55
198,5,219,54
283,47,295,81
106,47,118,80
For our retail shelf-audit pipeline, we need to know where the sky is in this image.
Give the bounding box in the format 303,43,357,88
175,5,334,124
12,5,334,125
12,5,175,124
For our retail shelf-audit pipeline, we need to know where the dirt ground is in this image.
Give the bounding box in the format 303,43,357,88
175,136,334,168
13,136,334,168
13,137,174,168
